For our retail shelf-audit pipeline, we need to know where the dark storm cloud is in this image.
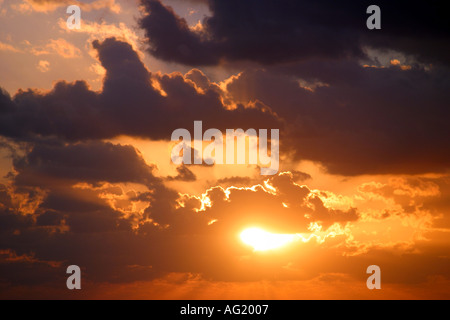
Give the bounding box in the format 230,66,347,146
2,36,447,176
139,0,219,65
36,210,64,227
0,37,279,142
0,250,65,287
225,62,450,175
139,0,450,66
12,141,158,187
135,0,450,175
0,185,33,232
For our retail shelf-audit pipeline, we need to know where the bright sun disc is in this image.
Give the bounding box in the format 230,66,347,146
240,228,296,251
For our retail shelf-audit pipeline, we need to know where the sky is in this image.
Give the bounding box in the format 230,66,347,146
0,0,449,299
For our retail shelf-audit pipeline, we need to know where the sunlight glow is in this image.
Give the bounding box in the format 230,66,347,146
240,228,296,251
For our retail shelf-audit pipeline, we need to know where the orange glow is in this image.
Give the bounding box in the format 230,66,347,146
240,227,296,251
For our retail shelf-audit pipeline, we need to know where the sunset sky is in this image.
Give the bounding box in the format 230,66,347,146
1,0,449,299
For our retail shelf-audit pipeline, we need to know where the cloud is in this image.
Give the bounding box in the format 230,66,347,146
57,19,141,55
139,0,220,65
224,61,450,175
134,1,450,176
1,35,449,177
290,170,312,182
0,107,448,293
3,270,450,299
1,161,449,290
1,7,450,296
0,37,279,142
37,60,50,72
139,0,450,66
31,39,82,59
0,0,450,298
12,141,159,188
215,176,254,187
0,162,360,287
166,165,197,182
181,172,359,233
1,33,449,176
12,0,121,13
0,41,22,53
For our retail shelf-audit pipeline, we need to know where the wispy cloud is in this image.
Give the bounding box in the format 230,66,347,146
30,38,82,58
0,41,22,53
11,0,121,14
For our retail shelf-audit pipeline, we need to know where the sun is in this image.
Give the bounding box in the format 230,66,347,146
240,227,296,251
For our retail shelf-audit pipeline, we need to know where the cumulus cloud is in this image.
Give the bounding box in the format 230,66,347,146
0,37,279,142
